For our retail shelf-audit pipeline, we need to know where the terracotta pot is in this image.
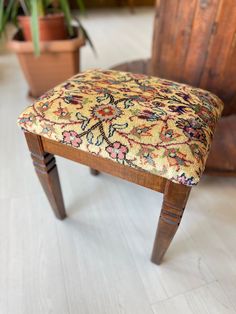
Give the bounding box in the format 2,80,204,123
18,14,68,42
8,28,85,98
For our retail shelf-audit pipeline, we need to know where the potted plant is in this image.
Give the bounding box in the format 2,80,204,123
0,0,89,98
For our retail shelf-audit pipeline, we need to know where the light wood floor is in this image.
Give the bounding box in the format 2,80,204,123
1,8,236,314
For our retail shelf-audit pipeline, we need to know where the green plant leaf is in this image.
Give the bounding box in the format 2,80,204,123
10,2,20,26
75,0,85,14
30,0,40,56
74,16,96,55
0,0,4,34
0,0,90,56
19,0,29,15
59,0,73,37
37,0,45,16
0,0,15,36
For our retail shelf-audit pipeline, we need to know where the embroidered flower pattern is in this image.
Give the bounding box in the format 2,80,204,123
62,131,82,147
92,103,121,121
176,173,195,186
17,69,223,186
106,142,128,160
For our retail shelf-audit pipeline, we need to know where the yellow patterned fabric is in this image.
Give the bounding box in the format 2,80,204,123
18,69,223,186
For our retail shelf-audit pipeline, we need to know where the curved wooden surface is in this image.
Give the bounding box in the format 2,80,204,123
111,58,150,74
111,59,236,175
151,0,236,117
206,114,236,175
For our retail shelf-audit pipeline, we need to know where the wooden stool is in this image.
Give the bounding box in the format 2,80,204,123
17,69,223,265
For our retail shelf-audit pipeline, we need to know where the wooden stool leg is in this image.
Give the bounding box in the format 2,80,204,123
90,168,100,176
24,132,66,220
151,181,191,265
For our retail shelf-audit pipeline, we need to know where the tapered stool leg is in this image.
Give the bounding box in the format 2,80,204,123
24,132,66,220
151,181,191,265
90,168,100,176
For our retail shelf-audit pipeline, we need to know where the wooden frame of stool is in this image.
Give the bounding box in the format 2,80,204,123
25,131,191,265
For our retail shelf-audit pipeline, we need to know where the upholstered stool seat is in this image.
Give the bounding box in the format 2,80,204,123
18,69,223,265
18,69,223,186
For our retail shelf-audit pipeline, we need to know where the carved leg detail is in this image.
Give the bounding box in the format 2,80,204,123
151,181,191,265
24,132,66,220
90,168,100,176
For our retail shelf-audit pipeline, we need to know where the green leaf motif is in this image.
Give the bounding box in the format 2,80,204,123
76,112,88,121
76,112,89,130
86,131,94,144
81,119,89,130
83,98,90,104
108,123,128,138
124,99,134,109
96,93,109,103
95,134,104,146
113,123,128,130
130,108,140,115
108,125,115,138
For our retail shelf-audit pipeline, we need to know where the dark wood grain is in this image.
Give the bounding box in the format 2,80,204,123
111,1,236,175
42,137,167,194
24,132,66,220
206,115,236,174
151,0,236,116
112,0,236,112
151,181,191,265
90,168,100,176
111,59,151,74
199,0,236,116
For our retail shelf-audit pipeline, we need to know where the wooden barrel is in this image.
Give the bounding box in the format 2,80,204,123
151,0,236,115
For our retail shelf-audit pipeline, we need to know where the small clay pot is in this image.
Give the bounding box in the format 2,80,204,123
8,28,85,98
18,13,68,42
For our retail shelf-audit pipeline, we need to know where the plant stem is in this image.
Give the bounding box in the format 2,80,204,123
37,0,45,17
19,0,29,15
30,0,40,56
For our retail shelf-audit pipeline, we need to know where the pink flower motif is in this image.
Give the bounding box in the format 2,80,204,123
106,142,128,160
62,130,82,147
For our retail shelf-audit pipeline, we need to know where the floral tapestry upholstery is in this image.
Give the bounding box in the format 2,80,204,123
18,69,223,186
